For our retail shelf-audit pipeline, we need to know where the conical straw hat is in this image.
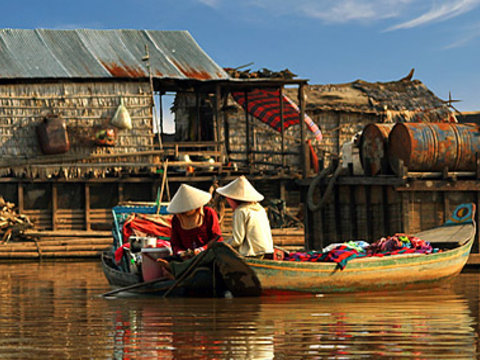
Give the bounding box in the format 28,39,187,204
167,184,212,214
216,176,264,202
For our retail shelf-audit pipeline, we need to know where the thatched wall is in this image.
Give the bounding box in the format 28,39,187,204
0,81,155,178
310,110,378,159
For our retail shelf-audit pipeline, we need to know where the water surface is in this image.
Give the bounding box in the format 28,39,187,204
0,260,478,359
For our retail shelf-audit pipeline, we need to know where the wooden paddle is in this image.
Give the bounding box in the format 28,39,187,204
101,276,173,297
162,235,221,298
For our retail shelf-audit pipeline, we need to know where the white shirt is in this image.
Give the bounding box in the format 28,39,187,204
228,202,274,257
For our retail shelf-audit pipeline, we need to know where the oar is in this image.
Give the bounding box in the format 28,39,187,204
101,276,172,297
156,159,169,214
162,235,221,298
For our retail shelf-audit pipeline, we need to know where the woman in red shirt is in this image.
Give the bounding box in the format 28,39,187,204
167,184,223,258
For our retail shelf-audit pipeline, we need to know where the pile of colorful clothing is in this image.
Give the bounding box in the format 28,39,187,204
284,234,439,270
114,213,173,265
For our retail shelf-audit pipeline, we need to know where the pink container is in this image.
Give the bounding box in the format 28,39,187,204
141,247,171,281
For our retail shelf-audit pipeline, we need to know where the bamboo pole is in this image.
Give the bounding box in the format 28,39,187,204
0,94,151,100
0,150,223,168
0,242,111,251
23,230,111,237
0,244,110,252
19,161,222,168
0,251,103,258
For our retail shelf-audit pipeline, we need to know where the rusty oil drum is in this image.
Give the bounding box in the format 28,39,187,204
359,123,395,175
388,122,480,174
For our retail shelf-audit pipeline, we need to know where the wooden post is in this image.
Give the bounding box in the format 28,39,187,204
349,185,358,239
17,183,24,213
382,186,390,235
52,183,58,231
298,84,307,178
280,181,286,203
85,183,91,231
476,191,480,253
196,92,201,141
476,153,480,252
366,185,373,241
334,185,342,242
401,192,410,234
442,192,450,223
302,186,316,251
279,87,285,170
215,84,223,172
244,90,252,172
223,90,231,158
476,152,480,179
118,183,124,203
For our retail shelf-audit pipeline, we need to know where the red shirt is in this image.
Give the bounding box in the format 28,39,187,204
170,206,223,254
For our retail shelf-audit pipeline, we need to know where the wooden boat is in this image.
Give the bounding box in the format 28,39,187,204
101,202,261,297
245,203,476,294
101,240,261,297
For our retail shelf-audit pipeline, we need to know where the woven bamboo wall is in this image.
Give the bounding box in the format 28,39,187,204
0,81,155,178
224,96,380,172
225,95,304,172
309,111,378,165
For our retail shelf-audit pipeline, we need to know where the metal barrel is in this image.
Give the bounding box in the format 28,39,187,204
388,122,480,174
359,123,395,175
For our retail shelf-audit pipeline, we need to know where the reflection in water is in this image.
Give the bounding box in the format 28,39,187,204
0,260,477,359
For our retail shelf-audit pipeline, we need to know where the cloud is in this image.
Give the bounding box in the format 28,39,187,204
387,0,480,31
195,0,480,28
296,0,412,24
196,0,221,8
210,0,417,23
444,22,480,48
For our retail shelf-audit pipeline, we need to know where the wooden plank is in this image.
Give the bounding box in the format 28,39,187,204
0,251,103,259
85,183,91,231
0,242,111,251
397,180,480,192
52,183,57,231
467,253,480,265
24,230,111,237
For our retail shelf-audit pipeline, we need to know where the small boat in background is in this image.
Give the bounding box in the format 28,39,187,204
245,203,475,295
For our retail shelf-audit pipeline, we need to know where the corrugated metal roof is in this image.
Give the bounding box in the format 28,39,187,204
0,29,229,81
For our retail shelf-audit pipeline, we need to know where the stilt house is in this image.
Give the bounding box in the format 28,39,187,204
0,29,310,233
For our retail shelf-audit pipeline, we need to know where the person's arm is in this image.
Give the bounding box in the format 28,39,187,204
195,207,224,253
169,216,185,255
229,208,246,248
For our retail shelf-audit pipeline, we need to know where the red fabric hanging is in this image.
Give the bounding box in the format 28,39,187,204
231,88,322,141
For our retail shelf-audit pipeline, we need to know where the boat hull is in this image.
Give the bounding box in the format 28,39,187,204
245,234,474,294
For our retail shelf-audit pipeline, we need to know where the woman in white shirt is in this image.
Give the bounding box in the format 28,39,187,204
216,176,274,258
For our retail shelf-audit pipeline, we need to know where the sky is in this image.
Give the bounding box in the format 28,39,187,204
2,0,480,117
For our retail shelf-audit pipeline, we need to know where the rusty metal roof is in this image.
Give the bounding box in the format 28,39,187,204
0,29,229,81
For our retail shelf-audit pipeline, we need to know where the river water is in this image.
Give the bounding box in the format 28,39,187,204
0,260,478,359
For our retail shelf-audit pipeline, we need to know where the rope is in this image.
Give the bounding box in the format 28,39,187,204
307,162,345,212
